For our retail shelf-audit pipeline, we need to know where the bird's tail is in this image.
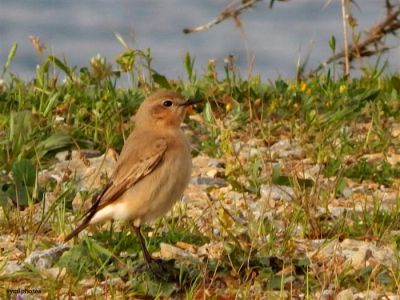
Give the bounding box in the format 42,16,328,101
63,215,93,242
63,183,111,242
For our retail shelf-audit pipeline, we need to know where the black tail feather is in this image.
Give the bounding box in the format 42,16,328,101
63,182,112,242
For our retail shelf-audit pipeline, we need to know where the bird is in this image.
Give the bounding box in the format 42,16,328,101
63,89,202,274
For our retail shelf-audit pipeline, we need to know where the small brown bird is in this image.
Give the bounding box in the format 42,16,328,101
64,90,201,272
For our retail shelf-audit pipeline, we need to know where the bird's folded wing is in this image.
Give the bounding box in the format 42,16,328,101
96,138,168,211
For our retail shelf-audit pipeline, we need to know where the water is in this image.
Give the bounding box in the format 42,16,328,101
0,0,399,81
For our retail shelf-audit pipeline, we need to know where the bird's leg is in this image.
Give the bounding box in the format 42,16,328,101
132,225,154,265
131,224,176,281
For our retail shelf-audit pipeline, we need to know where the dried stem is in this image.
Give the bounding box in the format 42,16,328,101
311,2,400,74
183,0,263,34
341,0,350,76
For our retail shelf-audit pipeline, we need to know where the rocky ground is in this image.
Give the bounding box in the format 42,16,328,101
1,122,399,299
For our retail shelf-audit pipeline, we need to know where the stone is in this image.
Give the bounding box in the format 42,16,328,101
249,147,268,158
320,289,335,300
24,245,71,270
233,141,245,155
86,286,104,296
341,187,353,198
207,159,225,168
102,277,126,289
160,243,198,261
260,184,295,202
341,239,396,269
44,267,67,279
206,169,219,178
55,151,69,162
190,176,227,187
38,150,117,191
0,260,23,275
269,139,305,159
391,124,400,138
336,288,354,300
197,242,224,260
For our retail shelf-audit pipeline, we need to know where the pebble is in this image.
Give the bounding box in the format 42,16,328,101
24,245,71,270
260,184,295,202
39,149,117,191
233,141,245,154
159,243,198,261
269,139,305,159
190,176,227,187
336,288,355,300
197,242,224,260
44,267,67,279
249,147,269,158
85,286,104,296
354,290,380,300
391,123,400,137
310,238,396,272
207,159,225,168
341,187,353,198
55,150,69,162
0,260,23,275
320,289,335,300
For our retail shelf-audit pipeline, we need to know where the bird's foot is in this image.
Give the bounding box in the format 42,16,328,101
147,258,177,281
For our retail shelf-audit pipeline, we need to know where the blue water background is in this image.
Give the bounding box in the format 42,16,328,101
0,0,398,81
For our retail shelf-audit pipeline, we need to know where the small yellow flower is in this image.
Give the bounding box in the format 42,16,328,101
268,99,278,112
339,84,347,94
300,81,307,92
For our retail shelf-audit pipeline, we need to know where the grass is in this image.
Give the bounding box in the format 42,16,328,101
0,41,399,299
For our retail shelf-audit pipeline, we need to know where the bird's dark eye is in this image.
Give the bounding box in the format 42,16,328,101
162,100,173,107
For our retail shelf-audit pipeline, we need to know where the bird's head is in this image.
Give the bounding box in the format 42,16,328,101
135,90,202,129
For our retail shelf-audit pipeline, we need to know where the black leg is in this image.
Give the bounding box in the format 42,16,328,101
131,224,175,280
132,225,154,264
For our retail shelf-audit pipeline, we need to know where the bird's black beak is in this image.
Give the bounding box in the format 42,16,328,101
181,98,203,106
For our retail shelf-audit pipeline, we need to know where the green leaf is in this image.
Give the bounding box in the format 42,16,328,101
2,43,18,77
203,102,214,124
9,111,33,159
390,75,400,92
152,73,171,89
129,275,177,298
43,93,60,116
335,177,347,195
329,35,336,52
274,79,288,93
184,52,196,82
11,159,36,207
12,159,36,187
35,133,72,159
0,183,12,207
48,55,73,79
352,88,380,110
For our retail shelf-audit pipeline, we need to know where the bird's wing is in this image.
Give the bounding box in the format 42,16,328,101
63,137,167,242
98,137,168,210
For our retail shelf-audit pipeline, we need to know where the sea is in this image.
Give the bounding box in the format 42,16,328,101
0,0,399,82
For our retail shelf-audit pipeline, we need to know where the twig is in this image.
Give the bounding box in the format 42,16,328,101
311,2,400,74
183,0,263,34
341,0,350,76
183,0,290,34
